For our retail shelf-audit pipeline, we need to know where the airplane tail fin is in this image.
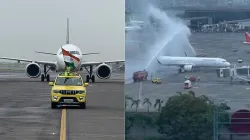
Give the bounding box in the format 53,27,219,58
66,18,69,44
244,32,250,43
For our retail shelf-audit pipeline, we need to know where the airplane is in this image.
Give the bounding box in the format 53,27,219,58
243,32,250,44
0,18,124,82
156,55,231,73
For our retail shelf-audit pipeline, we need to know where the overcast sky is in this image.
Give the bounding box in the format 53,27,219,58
0,0,125,62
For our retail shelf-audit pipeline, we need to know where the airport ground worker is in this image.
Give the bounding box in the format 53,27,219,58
197,77,200,85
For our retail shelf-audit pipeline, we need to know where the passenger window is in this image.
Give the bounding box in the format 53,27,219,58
70,51,76,54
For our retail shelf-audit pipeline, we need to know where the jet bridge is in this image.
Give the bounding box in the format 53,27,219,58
216,65,250,84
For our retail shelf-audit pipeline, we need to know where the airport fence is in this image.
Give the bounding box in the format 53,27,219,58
213,104,250,140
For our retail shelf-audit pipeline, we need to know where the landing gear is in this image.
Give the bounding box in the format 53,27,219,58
41,64,51,82
91,75,95,82
41,74,45,82
84,65,96,83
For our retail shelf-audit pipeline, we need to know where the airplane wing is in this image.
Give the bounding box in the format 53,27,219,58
35,51,100,56
0,57,56,67
81,60,124,67
35,51,56,55
82,52,100,55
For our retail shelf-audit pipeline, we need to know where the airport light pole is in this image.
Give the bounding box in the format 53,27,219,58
213,102,219,140
138,81,143,108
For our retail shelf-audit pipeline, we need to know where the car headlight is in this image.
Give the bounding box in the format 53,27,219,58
53,96,58,100
53,90,60,93
78,90,85,94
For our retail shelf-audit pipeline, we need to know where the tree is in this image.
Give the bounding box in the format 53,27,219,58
143,98,152,113
129,113,154,139
176,91,182,95
188,90,195,98
131,99,141,112
154,99,164,112
125,100,128,110
125,95,133,109
125,113,134,136
157,92,229,140
125,95,133,102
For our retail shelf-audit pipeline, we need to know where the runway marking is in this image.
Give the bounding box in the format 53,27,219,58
60,109,66,140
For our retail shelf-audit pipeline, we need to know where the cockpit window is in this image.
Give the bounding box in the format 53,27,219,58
59,51,80,55
222,61,226,62
70,51,80,55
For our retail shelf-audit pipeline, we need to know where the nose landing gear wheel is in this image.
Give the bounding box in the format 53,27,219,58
41,74,45,82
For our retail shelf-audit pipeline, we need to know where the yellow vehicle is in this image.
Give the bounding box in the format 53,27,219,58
152,78,161,84
49,72,88,109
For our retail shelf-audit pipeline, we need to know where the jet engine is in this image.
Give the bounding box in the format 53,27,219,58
95,63,112,79
183,65,193,71
25,63,41,78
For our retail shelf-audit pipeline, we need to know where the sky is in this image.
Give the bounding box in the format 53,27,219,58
0,0,125,62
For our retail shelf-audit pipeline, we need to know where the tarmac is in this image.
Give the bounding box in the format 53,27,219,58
0,70,124,140
125,32,250,112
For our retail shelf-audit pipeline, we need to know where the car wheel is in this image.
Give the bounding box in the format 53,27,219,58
51,102,57,109
79,103,86,109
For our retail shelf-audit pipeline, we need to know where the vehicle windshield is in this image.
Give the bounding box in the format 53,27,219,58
55,77,83,86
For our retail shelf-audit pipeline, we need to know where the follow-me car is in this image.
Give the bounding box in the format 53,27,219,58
49,73,88,109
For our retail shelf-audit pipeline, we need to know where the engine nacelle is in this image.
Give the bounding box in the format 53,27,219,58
25,63,41,78
183,65,193,71
95,63,112,79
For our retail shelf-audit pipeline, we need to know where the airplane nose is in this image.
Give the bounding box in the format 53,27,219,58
226,62,231,66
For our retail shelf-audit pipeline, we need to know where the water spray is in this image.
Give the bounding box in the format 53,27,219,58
125,3,196,84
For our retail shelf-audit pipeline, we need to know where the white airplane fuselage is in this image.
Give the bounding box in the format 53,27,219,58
55,44,83,72
157,56,231,67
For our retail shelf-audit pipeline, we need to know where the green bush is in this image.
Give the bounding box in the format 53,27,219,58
125,91,230,140
157,91,229,140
